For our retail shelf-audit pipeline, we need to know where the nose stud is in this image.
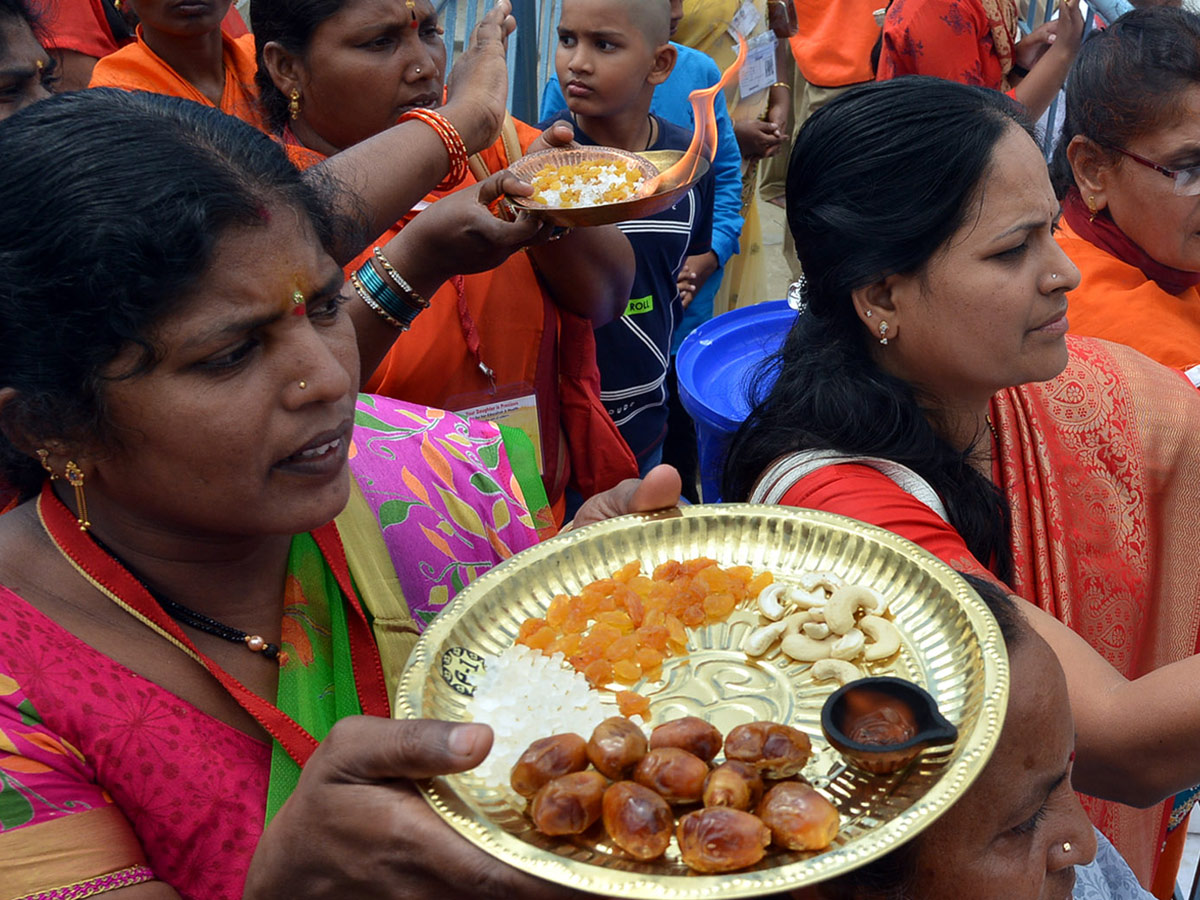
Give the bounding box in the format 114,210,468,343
1050,273,1060,280
415,66,422,75
298,381,307,390
1062,842,1071,853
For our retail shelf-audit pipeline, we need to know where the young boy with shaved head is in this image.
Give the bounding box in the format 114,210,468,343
539,0,715,476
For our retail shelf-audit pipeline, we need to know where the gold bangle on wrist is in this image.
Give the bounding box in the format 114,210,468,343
771,81,792,91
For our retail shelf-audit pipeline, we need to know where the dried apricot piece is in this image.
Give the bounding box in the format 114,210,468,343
549,633,581,658
524,625,557,652
653,560,682,581
616,691,652,719
635,624,669,652
746,571,774,598
584,658,614,686
545,594,570,629
596,610,634,633
635,646,664,674
612,658,643,684
704,591,737,620
604,634,639,662
612,560,641,582
517,617,547,641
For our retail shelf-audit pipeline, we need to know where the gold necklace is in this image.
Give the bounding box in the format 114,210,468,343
985,414,1000,445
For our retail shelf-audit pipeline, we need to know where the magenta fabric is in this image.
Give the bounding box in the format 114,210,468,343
0,587,269,900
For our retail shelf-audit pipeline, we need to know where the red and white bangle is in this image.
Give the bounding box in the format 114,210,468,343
15,864,156,900
399,107,469,191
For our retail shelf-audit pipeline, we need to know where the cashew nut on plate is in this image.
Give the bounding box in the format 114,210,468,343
756,583,792,621
859,615,901,662
741,575,901,668
811,658,862,685
744,619,790,657
829,628,866,661
780,632,834,662
824,585,886,635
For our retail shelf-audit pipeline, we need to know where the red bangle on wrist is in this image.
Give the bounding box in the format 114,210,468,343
399,107,469,191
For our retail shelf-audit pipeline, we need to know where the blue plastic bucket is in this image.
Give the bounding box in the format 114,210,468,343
676,299,797,501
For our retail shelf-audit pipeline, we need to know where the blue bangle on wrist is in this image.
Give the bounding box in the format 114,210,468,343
353,259,425,330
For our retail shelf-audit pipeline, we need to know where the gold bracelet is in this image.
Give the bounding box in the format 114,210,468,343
372,247,430,310
771,81,792,90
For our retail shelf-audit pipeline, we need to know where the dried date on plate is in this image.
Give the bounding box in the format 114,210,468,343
511,733,588,798
530,770,608,836
757,781,841,851
602,781,674,860
724,722,812,779
633,747,709,805
702,760,765,811
676,807,772,873
649,716,723,762
587,716,648,780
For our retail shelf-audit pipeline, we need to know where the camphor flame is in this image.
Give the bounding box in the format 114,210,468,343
636,32,748,198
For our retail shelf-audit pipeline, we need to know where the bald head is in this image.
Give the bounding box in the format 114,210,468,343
600,0,672,46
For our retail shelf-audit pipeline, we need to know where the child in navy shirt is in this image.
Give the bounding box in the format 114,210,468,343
540,0,714,474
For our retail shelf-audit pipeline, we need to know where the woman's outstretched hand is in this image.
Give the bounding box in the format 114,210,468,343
525,119,578,156
243,717,589,899
572,464,684,529
442,0,517,154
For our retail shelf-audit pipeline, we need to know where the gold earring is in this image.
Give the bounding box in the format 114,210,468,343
113,0,122,9
36,449,58,480
289,89,301,120
63,461,90,531
878,320,889,345
1086,194,1098,224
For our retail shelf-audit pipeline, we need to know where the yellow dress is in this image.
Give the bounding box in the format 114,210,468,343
676,0,770,313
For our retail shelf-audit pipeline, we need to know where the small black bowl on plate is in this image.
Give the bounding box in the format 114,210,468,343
820,677,958,776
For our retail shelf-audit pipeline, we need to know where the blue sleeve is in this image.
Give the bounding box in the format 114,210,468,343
689,169,715,258
710,95,742,264
540,75,567,123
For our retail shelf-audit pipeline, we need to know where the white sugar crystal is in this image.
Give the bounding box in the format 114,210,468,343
466,645,612,787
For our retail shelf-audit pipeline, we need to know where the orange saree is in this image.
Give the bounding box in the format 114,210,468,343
767,336,1200,885
1057,218,1200,372
88,29,263,130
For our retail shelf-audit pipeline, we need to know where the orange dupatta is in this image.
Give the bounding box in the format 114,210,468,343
992,336,1200,884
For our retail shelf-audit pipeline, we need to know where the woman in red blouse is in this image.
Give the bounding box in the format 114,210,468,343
875,0,1083,118
727,77,1200,888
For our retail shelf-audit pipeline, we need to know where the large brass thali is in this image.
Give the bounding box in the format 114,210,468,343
396,504,1008,897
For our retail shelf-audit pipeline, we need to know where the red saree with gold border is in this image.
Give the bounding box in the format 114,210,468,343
992,337,1200,883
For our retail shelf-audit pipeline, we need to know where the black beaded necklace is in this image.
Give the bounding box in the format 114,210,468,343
88,533,281,663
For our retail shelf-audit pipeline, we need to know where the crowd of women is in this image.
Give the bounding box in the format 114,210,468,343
2,0,1200,897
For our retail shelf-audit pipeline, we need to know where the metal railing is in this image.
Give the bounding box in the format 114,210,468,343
434,0,560,123
1021,0,1124,157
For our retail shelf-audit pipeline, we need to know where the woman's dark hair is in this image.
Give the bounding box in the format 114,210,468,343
252,0,348,134
0,89,345,499
820,570,1023,900
1049,7,1200,198
0,0,40,57
723,78,1032,583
